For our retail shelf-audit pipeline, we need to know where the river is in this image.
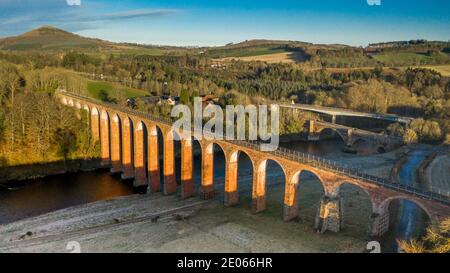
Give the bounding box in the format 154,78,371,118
0,139,430,253
380,149,431,253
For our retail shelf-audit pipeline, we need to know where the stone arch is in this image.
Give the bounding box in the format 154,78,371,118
75,101,81,109
376,145,387,154
333,182,375,233
252,158,287,214
317,127,347,143
121,116,134,180
178,131,195,199
68,98,74,106
110,113,122,173
162,127,178,195
225,149,255,206
133,120,148,188
283,169,326,222
379,196,433,223
201,142,226,199
331,181,374,208
349,138,373,154
146,124,163,193
91,106,99,116
61,97,68,105
100,110,110,165
372,195,435,244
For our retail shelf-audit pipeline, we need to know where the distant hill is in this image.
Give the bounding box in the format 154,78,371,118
0,26,118,51
1,26,448,67
0,26,186,55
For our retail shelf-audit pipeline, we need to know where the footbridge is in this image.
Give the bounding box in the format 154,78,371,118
57,91,450,238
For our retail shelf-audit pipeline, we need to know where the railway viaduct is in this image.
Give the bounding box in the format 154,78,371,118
58,91,450,238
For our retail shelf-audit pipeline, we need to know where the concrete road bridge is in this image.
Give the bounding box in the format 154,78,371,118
307,120,404,153
280,103,414,125
57,91,450,238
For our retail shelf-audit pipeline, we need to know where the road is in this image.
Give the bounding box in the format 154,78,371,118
280,103,413,124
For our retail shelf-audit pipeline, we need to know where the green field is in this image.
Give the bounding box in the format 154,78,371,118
87,81,148,100
208,46,289,58
373,52,450,66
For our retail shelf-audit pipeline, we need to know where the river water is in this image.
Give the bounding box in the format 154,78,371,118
380,149,431,253
0,139,429,253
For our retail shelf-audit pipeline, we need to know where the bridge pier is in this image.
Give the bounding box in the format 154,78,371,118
133,122,147,187
283,181,299,221
147,127,160,193
314,195,344,233
201,144,215,200
100,111,111,166
121,117,134,180
110,115,122,173
163,133,177,195
368,210,390,238
181,138,194,199
252,161,267,214
307,120,320,141
224,152,239,206
91,108,100,143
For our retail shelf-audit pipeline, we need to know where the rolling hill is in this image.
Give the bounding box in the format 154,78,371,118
0,26,117,51
0,26,185,55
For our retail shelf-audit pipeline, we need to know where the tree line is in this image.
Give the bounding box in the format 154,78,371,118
0,61,98,167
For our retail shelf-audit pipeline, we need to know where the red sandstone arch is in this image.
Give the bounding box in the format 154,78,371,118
283,169,326,222
121,116,134,180
379,196,433,224
146,124,163,193
133,120,148,188
201,142,226,200
162,129,177,194
252,159,286,214
110,113,122,173
100,110,110,165
225,150,255,206
90,107,100,142
332,181,375,209
334,182,375,231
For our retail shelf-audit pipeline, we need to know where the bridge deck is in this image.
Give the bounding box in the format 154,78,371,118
280,103,413,124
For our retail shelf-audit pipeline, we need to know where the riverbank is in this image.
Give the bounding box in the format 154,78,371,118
0,159,103,185
0,145,405,253
0,190,370,253
424,152,450,194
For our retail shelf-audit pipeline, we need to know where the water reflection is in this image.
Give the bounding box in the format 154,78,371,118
0,170,134,225
381,149,431,253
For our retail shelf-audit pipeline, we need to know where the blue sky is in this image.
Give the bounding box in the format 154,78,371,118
0,0,449,46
